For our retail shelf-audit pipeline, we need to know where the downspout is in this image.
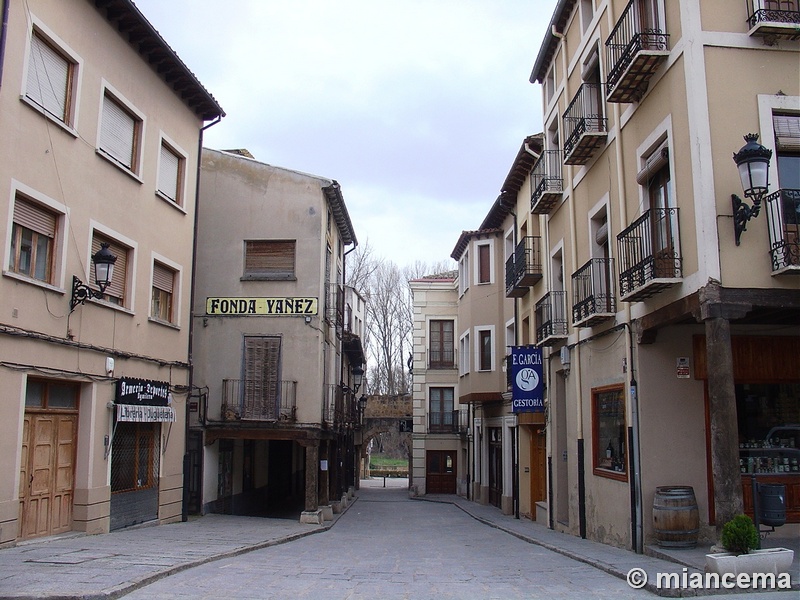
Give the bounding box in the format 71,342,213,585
508,196,520,520
182,114,222,522
0,0,9,89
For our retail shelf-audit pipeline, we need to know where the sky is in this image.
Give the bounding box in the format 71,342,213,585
133,0,558,269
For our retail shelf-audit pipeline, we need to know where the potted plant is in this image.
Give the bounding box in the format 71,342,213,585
705,515,794,575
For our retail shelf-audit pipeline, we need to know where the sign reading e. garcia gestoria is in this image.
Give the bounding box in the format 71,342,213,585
206,297,318,316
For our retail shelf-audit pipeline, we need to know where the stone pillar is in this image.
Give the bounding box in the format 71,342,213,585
319,440,329,507
705,316,743,530
303,441,319,512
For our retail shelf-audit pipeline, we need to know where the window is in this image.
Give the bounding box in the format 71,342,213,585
592,385,627,480
90,233,128,306
8,196,56,283
478,328,492,371
580,0,594,32
111,423,159,493
157,140,185,206
25,379,78,409
429,320,455,368
638,140,677,277
25,30,75,125
99,90,142,173
242,336,281,420
458,252,469,295
151,262,176,323
774,114,800,189
478,243,491,283
244,240,296,280
459,332,470,375
429,387,455,433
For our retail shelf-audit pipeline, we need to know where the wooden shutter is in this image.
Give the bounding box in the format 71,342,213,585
152,262,174,293
773,114,800,152
243,337,281,420
91,234,127,301
158,143,180,202
14,197,56,237
244,240,295,277
100,95,135,169
26,32,69,121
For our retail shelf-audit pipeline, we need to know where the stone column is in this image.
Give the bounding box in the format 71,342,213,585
319,440,329,507
299,441,322,524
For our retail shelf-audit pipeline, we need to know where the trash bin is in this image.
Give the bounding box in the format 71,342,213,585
758,483,786,527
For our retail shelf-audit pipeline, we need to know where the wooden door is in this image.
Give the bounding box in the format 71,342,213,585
530,429,547,504
426,450,456,494
19,413,76,539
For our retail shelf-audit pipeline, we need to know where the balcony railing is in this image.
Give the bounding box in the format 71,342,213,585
325,283,344,333
535,291,568,346
617,208,681,301
530,151,564,213
429,410,459,434
605,0,669,103
505,236,543,298
572,258,617,327
765,188,800,273
746,0,800,40
563,83,607,165
221,379,297,422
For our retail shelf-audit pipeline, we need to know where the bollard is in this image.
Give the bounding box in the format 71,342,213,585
383,475,386,488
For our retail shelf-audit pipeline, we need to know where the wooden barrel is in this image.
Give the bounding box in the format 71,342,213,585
653,486,699,548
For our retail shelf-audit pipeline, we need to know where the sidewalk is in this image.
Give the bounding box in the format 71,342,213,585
415,492,799,597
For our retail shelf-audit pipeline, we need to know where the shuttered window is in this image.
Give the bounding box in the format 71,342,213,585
91,234,127,305
158,142,182,204
773,114,800,153
26,31,72,123
244,240,296,279
151,262,175,322
242,336,281,420
100,93,138,171
9,196,57,282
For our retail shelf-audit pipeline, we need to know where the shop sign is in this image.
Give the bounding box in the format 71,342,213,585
206,297,318,316
676,357,690,379
116,378,170,406
511,346,544,413
116,404,176,422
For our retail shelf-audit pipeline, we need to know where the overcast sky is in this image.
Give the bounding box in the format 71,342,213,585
133,0,557,269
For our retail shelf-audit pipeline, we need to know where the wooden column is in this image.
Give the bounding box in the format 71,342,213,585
303,441,319,512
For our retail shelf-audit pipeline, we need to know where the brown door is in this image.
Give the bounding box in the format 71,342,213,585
426,450,456,494
530,429,547,504
19,413,77,539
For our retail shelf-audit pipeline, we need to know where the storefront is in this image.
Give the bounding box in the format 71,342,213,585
109,378,176,530
694,335,800,523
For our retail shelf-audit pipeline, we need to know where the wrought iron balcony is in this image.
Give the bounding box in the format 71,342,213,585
221,379,297,422
746,0,800,41
429,410,459,434
605,0,669,103
563,83,607,165
505,236,543,298
530,151,563,214
572,258,617,327
765,188,800,273
325,282,344,334
617,208,681,301
535,291,568,346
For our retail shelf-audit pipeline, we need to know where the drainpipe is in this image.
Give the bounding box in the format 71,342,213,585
0,0,9,89
182,115,222,522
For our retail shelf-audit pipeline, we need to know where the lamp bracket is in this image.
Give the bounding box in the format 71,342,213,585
70,275,103,312
732,193,762,246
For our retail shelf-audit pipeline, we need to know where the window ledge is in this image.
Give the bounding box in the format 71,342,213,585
96,149,144,184
2,270,65,294
240,275,297,281
156,191,187,214
20,96,79,138
593,467,628,482
148,316,180,330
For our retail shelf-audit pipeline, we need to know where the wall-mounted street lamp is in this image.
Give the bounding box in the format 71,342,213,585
732,133,773,246
350,364,364,394
70,243,117,312
358,394,368,425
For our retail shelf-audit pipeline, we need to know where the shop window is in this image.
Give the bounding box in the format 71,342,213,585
157,139,185,206
592,385,627,480
244,240,296,280
111,422,159,493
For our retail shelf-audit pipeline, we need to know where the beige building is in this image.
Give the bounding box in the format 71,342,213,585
191,148,363,524
523,0,800,551
0,0,223,544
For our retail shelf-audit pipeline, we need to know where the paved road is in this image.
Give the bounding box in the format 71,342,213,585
125,486,658,600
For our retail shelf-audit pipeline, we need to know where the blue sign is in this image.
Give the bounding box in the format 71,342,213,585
511,346,544,413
